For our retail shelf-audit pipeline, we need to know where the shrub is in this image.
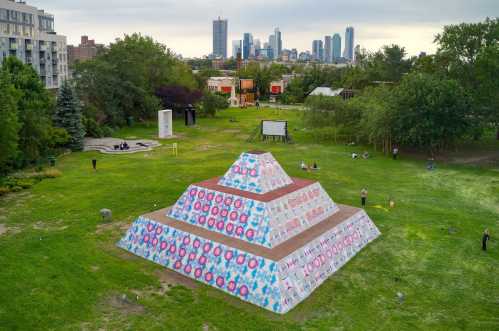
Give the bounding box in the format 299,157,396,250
0,187,10,196
43,169,62,178
16,178,36,189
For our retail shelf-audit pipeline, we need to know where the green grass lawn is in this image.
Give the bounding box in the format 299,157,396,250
0,108,498,331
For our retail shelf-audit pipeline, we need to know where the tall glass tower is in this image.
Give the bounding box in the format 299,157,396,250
243,33,253,60
213,17,228,58
332,33,342,61
343,27,354,61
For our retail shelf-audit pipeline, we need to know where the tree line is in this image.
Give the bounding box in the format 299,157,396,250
301,18,499,155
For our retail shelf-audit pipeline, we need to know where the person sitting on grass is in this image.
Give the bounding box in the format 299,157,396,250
362,151,370,159
301,161,307,170
352,153,359,159
361,188,368,208
312,162,319,170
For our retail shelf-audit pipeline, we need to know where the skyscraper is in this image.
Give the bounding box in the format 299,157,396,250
324,36,333,63
274,28,282,59
312,40,324,61
332,33,342,61
243,33,253,60
343,26,354,61
213,17,228,58
232,40,242,59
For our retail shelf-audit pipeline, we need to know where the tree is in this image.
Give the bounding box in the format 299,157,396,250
201,93,229,117
1,57,55,165
74,34,197,127
475,44,499,138
390,73,472,154
0,71,20,174
54,82,86,151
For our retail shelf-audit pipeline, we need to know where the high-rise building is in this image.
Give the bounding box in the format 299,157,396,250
212,17,228,58
312,40,324,62
274,27,282,59
68,36,102,67
253,38,261,57
0,0,68,89
324,36,333,63
243,33,253,60
332,33,342,61
343,26,354,61
231,40,242,59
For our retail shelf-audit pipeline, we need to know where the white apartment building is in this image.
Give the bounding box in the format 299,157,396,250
0,0,68,89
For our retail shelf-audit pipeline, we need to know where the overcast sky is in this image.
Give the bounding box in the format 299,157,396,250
30,0,498,58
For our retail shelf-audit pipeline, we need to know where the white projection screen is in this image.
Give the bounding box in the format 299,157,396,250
262,121,287,137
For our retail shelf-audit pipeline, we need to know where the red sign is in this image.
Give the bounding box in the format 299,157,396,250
271,85,282,94
221,86,232,94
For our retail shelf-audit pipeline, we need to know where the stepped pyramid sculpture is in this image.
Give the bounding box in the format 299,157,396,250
118,152,380,314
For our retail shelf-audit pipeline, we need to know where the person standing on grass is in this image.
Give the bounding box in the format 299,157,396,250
482,229,490,251
361,188,368,208
92,159,97,171
393,147,399,160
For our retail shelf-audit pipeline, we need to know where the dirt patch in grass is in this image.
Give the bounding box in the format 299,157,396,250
0,224,22,237
222,129,241,134
0,224,6,236
155,269,198,291
105,294,145,315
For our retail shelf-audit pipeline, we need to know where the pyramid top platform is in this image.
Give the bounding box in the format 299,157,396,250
217,152,294,195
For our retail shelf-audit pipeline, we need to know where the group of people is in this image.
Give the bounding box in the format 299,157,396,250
352,151,371,160
301,161,319,171
118,141,130,151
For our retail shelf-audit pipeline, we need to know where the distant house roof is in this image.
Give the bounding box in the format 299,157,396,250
309,87,344,97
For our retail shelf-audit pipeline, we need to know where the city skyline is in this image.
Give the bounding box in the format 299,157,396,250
25,0,498,58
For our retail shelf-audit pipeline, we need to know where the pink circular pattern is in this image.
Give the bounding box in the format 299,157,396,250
169,245,176,254
188,252,196,261
215,195,223,203
194,268,203,278
198,255,207,265
246,229,255,240
233,165,241,173
241,168,248,175
214,247,222,257
221,209,229,218
193,239,201,249
216,221,225,231
194,202,202,210
208,218,216,227
235,226,244,236
239,285,249,296
248,258,258,269
239,214,248,223
250,169,257,177
184,265,192,274
183,236,191,245
205,272,213,282
189,188,197,196
228,281,237,292
224,197,233,206
226,223,235,234
147,224,154,232
216,276,225,287
230,211,238,221
174,260,182,270
203,243,212,253
203,204,210,212
211,207,219,216
207,193,214,201
144,235,150,243
179,248,186,258
236,254,246,265
198,191,205,199
198,216,207,225
224,250,234,261
152,238,158,246
156,227,163,235
160,241,168,251
234,199,243,209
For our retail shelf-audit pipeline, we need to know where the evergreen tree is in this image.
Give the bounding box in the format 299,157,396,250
0,71,20,174
54,81,86,151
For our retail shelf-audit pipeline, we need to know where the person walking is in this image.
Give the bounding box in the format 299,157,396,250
361,188,368,208
92,159,97,171
482,229,490,251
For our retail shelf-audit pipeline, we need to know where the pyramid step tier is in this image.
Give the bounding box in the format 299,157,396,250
168,177,339,249
118,205,381,314
218,152,294,194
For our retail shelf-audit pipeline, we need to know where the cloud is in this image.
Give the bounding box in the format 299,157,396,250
27,0,498,57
